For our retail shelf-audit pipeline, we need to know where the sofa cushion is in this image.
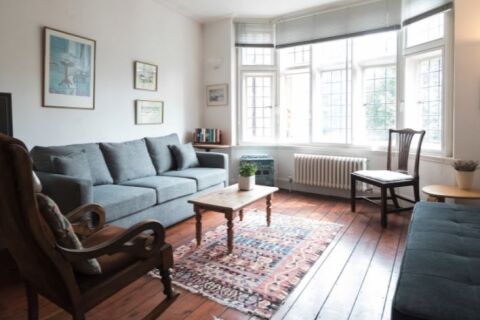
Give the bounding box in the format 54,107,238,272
100,139,156,183
145,134,180,173
52,151,93,182
169,143,199,170
121,176,196,204
36,193,101,275
162,168,226,191
92,185,156,222
392,202,480,320
31,143,113,186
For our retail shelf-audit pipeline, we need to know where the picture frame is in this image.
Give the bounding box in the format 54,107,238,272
206,84,228,106
134,61,158,91
135,100,164,125
43,27,96,109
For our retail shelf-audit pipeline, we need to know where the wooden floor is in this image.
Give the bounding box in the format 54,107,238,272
0,190,410,320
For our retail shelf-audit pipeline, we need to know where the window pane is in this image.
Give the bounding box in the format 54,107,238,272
242,74,274,141
312,39,349,143
352,32,397,145
279,71,310,143
241,48,274,65
279,45,311,69
405,50,443,150
406,13,444,48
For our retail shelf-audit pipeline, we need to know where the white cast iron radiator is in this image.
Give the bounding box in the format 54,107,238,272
294,154,367,190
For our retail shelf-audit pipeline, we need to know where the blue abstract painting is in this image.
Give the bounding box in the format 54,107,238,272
49,35,91,97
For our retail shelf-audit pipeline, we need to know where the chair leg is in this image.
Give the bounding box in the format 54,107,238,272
160,267,174,299
389,187,400,209
351,175,356,212
413,181,420,202
381,187,388,228
25,283,38,320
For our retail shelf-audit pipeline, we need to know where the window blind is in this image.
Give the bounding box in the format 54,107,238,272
235,22,275,48
402,0,453,26
275,0,401,49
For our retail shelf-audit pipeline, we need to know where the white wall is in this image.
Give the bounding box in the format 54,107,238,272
203,0,480,203
0,0,203,149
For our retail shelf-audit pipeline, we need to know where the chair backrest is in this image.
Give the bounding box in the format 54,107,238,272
0,134,81,308
387,129,426,178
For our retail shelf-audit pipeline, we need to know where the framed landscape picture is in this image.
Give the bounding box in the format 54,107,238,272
207,84,228,106
135,100,164,125
134,61,158,91
43,27,96,109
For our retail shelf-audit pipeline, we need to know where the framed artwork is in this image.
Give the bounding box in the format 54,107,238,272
134,61,158,91
206,84,228,106
135,100,164,125
43,27,96,109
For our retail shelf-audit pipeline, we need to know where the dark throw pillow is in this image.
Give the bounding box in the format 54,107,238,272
52,151,93,182
169,143,199,170
36,193,101,275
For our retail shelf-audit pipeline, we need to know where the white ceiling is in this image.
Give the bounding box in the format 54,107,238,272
155,0,366,23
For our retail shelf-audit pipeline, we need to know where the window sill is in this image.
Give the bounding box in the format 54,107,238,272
233,142,453,165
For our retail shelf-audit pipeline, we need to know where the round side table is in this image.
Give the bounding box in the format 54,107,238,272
422,184,480,202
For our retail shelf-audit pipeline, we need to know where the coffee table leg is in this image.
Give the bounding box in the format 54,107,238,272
226,212,234,254
195,205,202,246
266,194,272,226
239,209,244,221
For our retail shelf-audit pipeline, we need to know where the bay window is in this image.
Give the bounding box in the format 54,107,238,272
237,9,452,156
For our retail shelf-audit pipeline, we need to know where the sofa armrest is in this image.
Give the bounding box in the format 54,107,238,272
35,171,93,214
196,152,229,185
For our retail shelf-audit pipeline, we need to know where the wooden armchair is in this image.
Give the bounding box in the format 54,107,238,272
0,134,178,320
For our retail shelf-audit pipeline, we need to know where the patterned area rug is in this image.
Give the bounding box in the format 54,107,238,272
150,210,342,319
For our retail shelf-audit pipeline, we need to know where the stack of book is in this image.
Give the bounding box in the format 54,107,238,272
194,128,221,144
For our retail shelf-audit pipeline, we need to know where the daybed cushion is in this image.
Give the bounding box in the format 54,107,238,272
145,134,180,173
52,151,93,182
100,139,156,183
162,167,226,191
92,185,156,222
31,143,113,185
121,176,196,204
392,201,480,320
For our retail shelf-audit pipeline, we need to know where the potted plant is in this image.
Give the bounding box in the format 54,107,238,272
238,163,257,191
452,160,478,190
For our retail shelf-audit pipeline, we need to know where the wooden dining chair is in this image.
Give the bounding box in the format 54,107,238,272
350,129,426,228
0,133,178,320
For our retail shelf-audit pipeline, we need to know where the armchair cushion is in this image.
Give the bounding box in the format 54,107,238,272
169,143,199,170
36,193,101,275
52,151,93,182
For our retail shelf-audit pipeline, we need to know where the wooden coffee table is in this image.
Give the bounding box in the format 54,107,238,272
423,184,480,202
188,184,279,254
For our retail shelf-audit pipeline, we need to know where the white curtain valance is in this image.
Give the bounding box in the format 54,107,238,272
402,0,453,26
275,0,401,48
235,22,275,48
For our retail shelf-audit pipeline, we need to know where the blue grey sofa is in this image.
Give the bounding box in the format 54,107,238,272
392,201,480,320
30,133,228,228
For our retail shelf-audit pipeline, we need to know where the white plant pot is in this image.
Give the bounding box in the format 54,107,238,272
238,175,255,191
455,170,475,190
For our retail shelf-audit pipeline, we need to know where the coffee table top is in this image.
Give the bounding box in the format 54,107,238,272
188,184,279,212
422,184,480,200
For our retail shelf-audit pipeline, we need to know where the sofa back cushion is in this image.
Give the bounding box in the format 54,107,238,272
100,139,156,183
145,133,180,173
52,151,93,182
31,143,113,186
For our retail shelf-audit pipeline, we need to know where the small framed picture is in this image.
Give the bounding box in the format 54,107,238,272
207,84,228,106
135,100,164,125
134,61,158,91
43,27,96,109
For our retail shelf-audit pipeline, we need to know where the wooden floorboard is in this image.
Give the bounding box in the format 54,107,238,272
0,190,410,320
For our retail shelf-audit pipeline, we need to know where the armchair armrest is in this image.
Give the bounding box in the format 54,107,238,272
66,204,106,237
35,171,93,214
57,220,167,262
